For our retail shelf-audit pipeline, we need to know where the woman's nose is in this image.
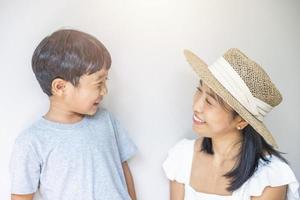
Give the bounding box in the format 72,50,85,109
193,94,205,113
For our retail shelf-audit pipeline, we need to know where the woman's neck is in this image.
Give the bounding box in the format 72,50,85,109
211,132,242,164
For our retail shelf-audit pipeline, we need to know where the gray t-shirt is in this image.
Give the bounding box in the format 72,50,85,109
10,108,137,200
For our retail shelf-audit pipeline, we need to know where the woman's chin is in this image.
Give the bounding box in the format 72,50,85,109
193,128,211,138
193,126,204,134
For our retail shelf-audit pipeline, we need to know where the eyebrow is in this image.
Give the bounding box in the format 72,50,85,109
96,73,108,80
198,85,217,100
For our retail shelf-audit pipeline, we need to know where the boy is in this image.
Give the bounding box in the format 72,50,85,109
10,29,137,200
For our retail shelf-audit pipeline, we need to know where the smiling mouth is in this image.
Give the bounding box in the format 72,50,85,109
193,114,206,124
94,98,102,106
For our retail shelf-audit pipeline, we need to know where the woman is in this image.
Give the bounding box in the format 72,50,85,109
163,48,299,200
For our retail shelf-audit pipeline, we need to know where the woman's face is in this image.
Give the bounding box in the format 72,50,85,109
192,82,241,138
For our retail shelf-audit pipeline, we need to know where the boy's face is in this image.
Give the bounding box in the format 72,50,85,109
63,68,109,116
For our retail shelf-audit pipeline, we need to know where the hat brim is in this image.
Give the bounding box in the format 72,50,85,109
184,49,277,147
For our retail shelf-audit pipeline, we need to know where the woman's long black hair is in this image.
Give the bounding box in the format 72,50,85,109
201,123,287,191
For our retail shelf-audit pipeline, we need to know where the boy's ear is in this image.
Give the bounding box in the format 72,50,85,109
51,78,66,96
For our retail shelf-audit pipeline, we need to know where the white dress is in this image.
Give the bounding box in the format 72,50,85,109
163,139,300,200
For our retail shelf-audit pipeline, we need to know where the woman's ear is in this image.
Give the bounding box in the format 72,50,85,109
236,117,249,131
51,78,66,96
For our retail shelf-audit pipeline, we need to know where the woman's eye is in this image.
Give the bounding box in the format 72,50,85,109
206,99,212,105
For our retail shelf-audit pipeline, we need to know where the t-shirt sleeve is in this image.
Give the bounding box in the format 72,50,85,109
109,114,138,162
10,133,41,194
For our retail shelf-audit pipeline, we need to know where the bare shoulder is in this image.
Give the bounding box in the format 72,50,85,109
251,185,287,200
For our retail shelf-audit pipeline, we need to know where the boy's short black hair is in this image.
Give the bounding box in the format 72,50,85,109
32,29,111,96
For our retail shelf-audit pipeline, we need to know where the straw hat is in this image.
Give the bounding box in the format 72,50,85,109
184,48,282,147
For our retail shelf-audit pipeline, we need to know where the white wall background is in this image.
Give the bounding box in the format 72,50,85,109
0,0,299,199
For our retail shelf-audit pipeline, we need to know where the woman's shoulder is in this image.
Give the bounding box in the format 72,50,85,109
257,156,292,175
235,155,299,199
162,138,196,184
254,156,297,185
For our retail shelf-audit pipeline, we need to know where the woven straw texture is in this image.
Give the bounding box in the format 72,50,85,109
184,48,282,147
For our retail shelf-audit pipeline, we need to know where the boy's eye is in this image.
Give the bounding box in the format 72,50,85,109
96,77,109,88
96,82,104,88
98,82,105,87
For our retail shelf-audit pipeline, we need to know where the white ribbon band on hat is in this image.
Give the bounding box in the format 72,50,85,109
208,57,273,121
